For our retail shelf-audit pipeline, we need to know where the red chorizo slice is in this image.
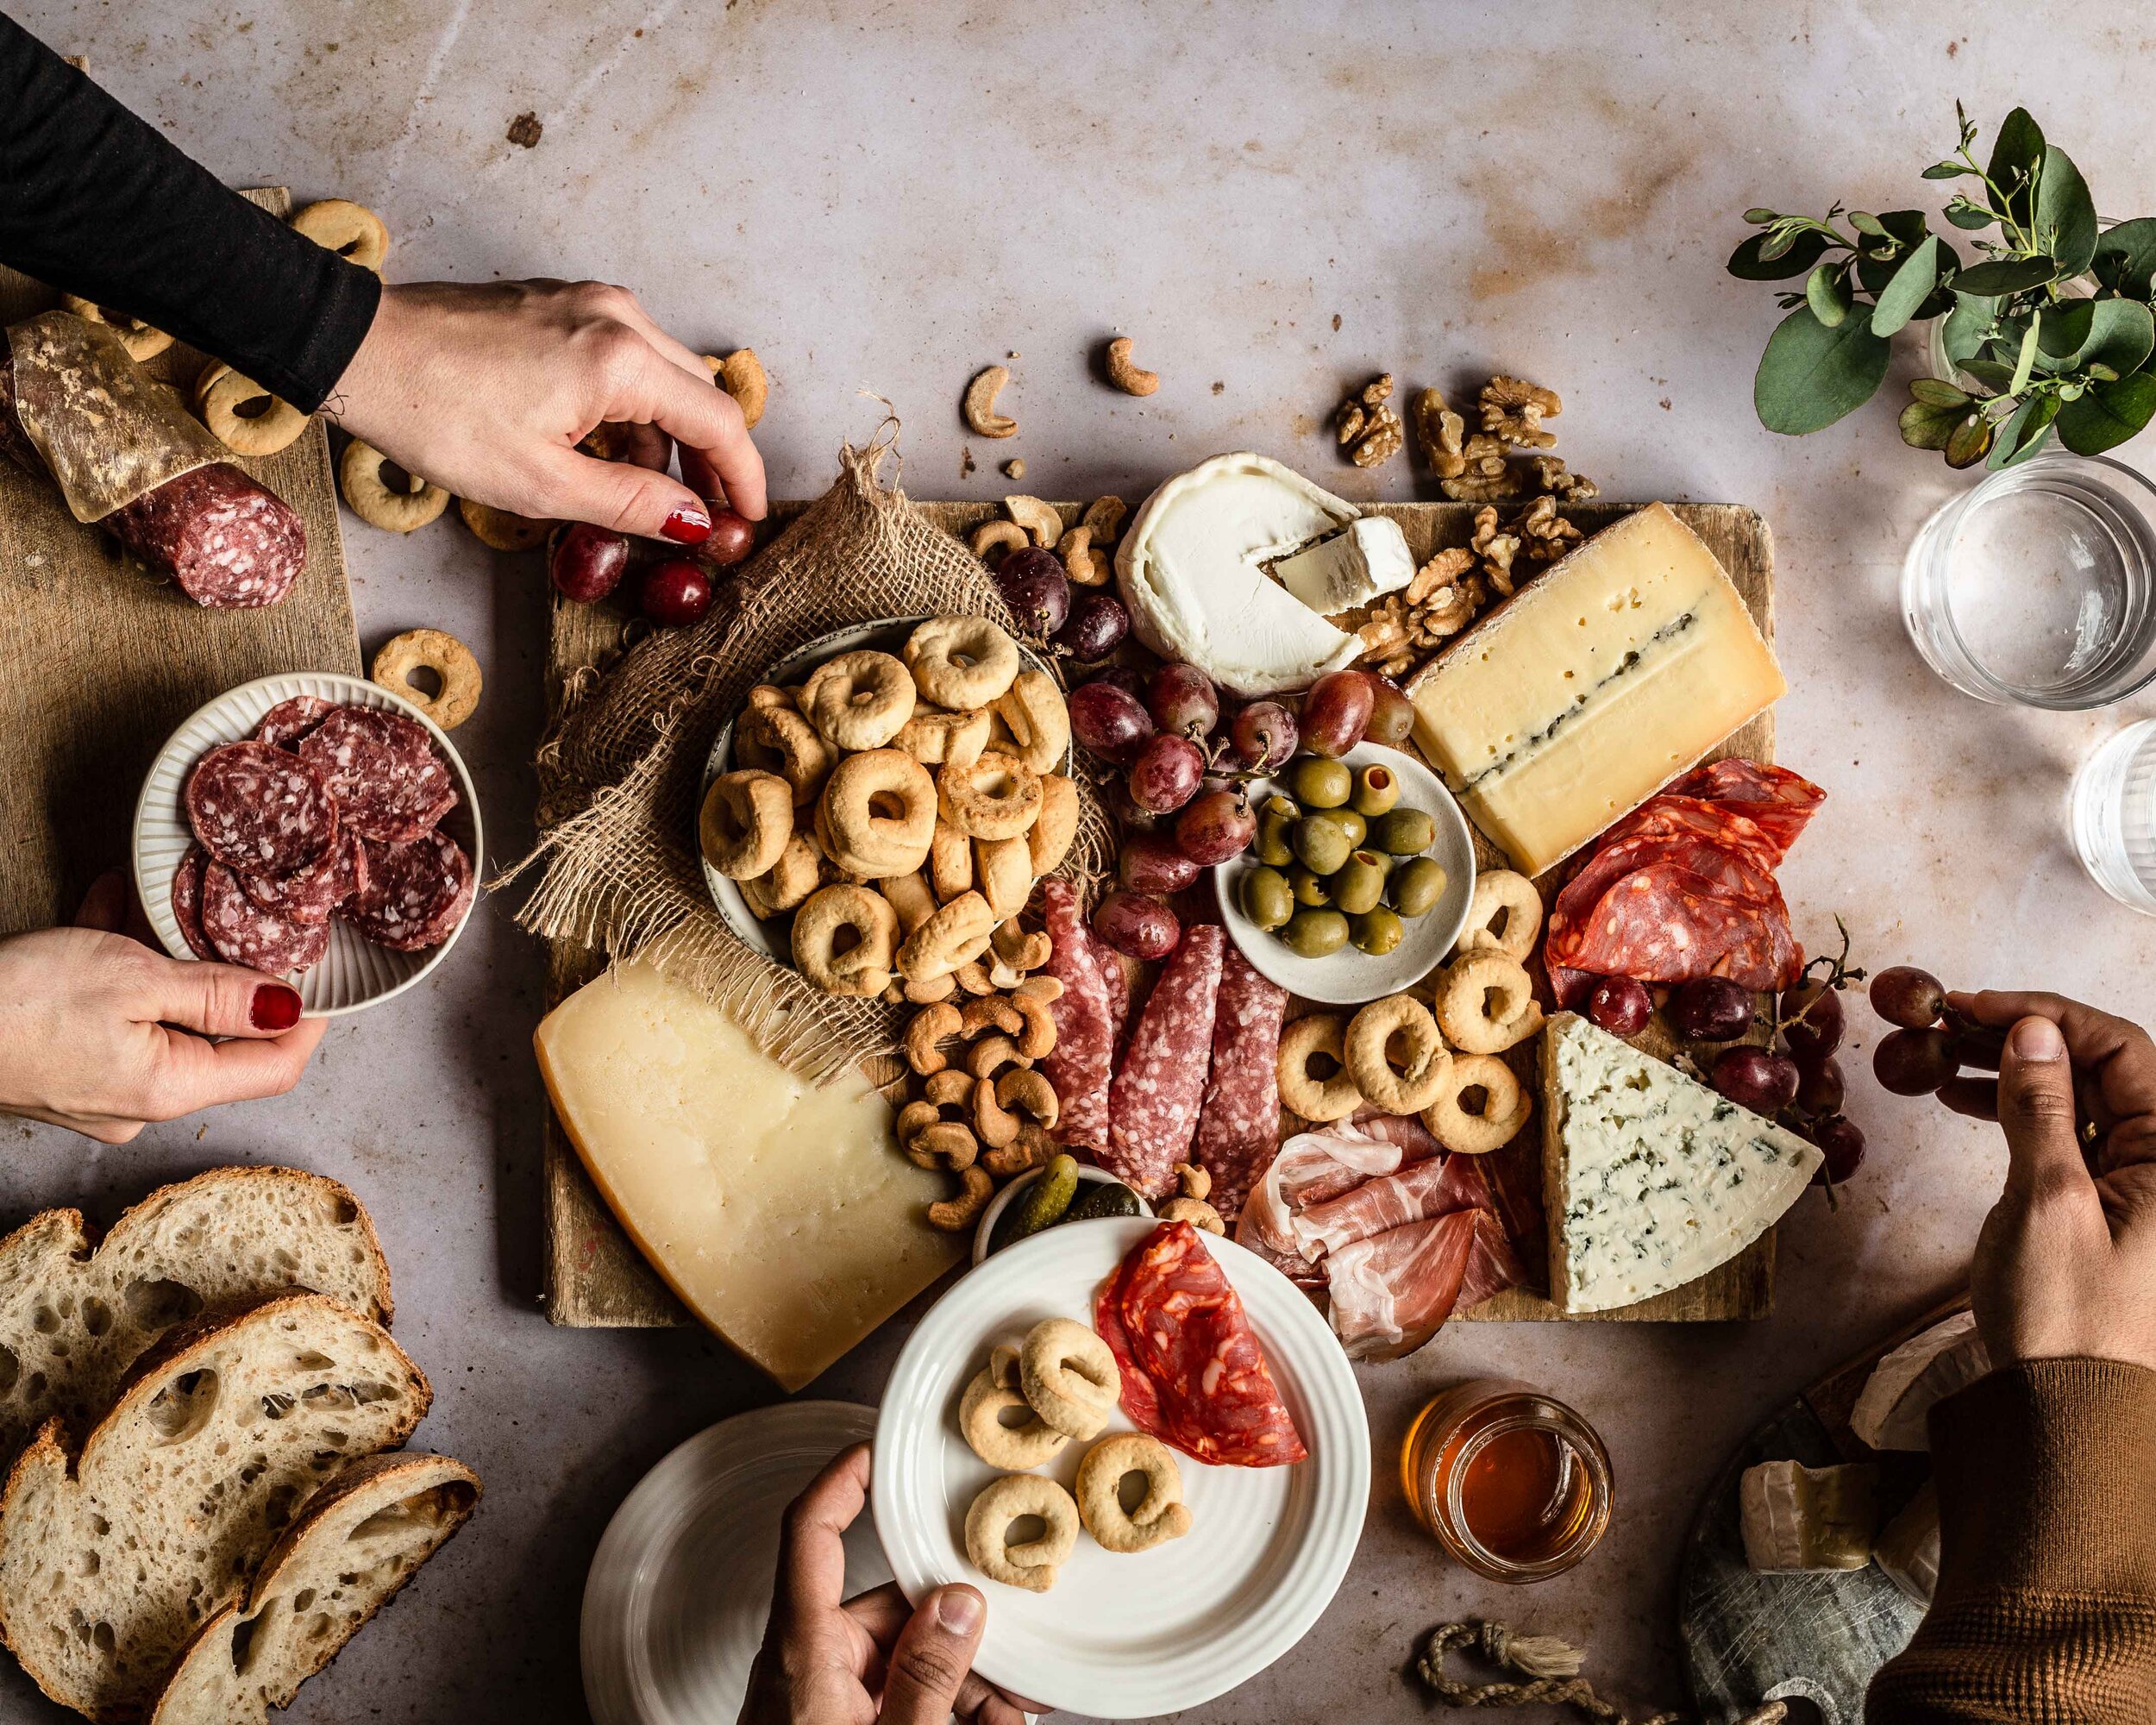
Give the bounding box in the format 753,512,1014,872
1668,759,1825,858
1561,863,1802,990
185,741,339,875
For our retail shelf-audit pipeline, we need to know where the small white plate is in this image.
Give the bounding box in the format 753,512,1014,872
873,1218,1369,1719
1216,740,1476,1006
132,671,482,1016
581,1402,887,1725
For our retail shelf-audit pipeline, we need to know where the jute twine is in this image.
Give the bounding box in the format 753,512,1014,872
505,422,1112,1080
1417,1622,1787,1725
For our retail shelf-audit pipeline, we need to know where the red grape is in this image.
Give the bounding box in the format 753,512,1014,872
1666,976,1756,1042
1813,1115,1867,1183
1585,975,1653,1038
993,548,1070,639
549,522,631,602
1793,1055,1846,1116
1870,965,1946,1030
1229,700,1298,770
703,509,757,568
1712,1045,1800,1114
1119,832,1200,895
1148,664,1219,739
1125,734,1206,814
639,558,714,628
1363,677,1414,748
1175,789,1257,865
1093,889,1181,961
1088,664,1147,700
1069,681,1155,765
1873,1026,1957,1095
1299,669,1375,758
1105,779,1159,832
1053,590,1129,661
1779,981,1845,1062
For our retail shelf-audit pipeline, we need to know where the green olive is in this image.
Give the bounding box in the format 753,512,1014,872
1241,866,1294,931
1289,863,1333,907
1263,794,1301,823
1369,806,1438,856
1290,814,1354,875
1289,757,1352,809
1351,763,1402,817
1332,807,1368,849
1254,810,1295,868
1332,853,1387,916
1389,856,1449,918
1278,906,1350,958
1351,906,1406,956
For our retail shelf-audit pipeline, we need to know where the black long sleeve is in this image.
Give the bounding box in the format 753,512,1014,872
0,13,378,411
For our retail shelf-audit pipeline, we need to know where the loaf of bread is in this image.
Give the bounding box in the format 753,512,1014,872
0,1165,392,1458
0,1291,430,1720
148,1452,479,1725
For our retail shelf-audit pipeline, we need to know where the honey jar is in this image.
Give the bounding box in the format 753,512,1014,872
1401,1378,1613,1582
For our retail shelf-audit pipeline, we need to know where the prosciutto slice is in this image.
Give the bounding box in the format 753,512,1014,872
1290,1153,1495,1262
1237,1126,1406,1259
1327,1209,1527,1358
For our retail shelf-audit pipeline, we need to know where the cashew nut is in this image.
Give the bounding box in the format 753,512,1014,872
1080,495,1127,547
992,918,1048,970
717,348,768,430
998,1068,1060,1132
1171,1162,1212,1201
1156,1196,1225,1235
1105,336,1160,398
1015,975,1064,1004
1057,524,1108,587
924,1068,975,1109
905,1000,965,1076
961,995,1024,1039
1003,494,1062,547
928,1164,996,1232
1007,991,1057,1060
970,518,1031,562
954,960,998,996
968,1033,1031,1081
964,366,1018,439
909,1121,979,1173
903,973,957,1004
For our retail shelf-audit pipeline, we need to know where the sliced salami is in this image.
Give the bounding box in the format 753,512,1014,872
1560,862,1802,990
1192,947,1288,1225
345,831,473,951
168,844,216,961
300,706,458,841
1669,759,1825,858
256,695,336,752
1106,924,1224,1201
238,827,366,925
1041,879,1114,1152
198,859,330,975
185,741,339,875
1595,795,1785,875
109,463,306,608
1545,831,1783,966
1096,1220,1307,1468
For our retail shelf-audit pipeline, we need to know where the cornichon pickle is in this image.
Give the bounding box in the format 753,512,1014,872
1279,906,1351,957
1067,1180,1143,1221
1289,863,1333,907
1351,906,1405,955
1351,763,1401,817
1290,814,1354,875
1389,855,1449,917
1242,866,1294,930
1288,756,1351,809
1254,810,1295,868
1001,1155,1081,1246
1369,806,1437,856
1331,852,1386,915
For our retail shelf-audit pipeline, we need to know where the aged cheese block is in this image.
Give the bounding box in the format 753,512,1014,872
1407,502,1786,876
535,960,963,1389
1851,1310,1991,1452
1873,1481,1940,1604
1739,1458,1882,1572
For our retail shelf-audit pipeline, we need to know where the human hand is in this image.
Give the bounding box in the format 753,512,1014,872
739,1444,1034,1725
328,279,768,543
0,872,324,1144
1941,990,2156,1372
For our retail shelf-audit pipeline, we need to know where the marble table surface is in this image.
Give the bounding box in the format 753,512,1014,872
7,2,2155,1719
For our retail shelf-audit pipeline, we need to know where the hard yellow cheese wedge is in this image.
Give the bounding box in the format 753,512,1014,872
535,960,962,1390
1407,503,1784,876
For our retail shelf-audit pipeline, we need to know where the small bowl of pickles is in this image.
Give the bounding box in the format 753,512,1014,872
971,1157,1155,1267
1215,739,1476,1007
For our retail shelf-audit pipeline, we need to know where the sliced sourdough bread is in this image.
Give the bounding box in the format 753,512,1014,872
148,1452,479,1725
0,1166,392,1458
0,1292,430,1722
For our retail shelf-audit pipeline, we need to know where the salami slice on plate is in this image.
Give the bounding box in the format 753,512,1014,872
1096,1220,1308,1468
1545,831,1783,965
300,706,458,841
199,859,331,975
168,844,216,961
1558,862,1802,990
345,831,473,951
237,827,367,925
1040,879,1114,1152
1106,925,1224,1201
1192,947,1288,1225
256,695,336,752
1668,759,1824,858
185,741,339,875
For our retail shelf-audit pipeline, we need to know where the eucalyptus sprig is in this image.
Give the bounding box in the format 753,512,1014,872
1730,104,2156,469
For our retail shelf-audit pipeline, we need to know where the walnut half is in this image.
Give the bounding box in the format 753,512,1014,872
1336,374,1403,468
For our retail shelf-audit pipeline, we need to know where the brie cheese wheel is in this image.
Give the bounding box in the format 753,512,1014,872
1116,452,1369,694
1271,515,1414,616
1851,1310,1991,1452
1873,1481,1940,1604
1739,1458,1881,1572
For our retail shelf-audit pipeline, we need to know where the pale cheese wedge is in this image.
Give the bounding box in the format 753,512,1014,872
1850,1311,1990,1452
1739,1458,1880,1572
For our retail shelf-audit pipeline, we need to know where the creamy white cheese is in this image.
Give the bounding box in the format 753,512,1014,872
1271,515,1414,616
1850,1312,1990,1452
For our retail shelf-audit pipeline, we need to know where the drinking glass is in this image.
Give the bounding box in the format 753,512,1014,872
2071,718,2156,913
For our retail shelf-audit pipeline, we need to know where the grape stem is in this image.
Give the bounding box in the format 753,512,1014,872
1777,915,1867,1036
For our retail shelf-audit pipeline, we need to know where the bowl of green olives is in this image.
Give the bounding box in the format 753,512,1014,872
1215,739,1475,1005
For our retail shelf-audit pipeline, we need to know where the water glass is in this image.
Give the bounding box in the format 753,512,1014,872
1902,453,2156,710
2071,719,2156,914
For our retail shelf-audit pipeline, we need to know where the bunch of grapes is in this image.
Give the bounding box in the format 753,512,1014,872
1867,965,2008,1098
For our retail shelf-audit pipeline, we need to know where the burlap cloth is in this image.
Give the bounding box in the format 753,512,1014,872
509,426,1112,1080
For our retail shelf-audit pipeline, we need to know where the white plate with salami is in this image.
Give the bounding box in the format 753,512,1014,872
133,671,482,1015
872,1217,1369,1718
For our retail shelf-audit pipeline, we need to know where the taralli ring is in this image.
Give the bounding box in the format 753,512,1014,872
1421,1053,1532,1155
1277,1013,1362,1122
699,769,793,879
1028,773,1080,875
193,362,308,456
904,615,1021,710
994,669,1070,775
1076,1433,1194,1554
739,830,823,919
974,835,1031,920
1438,951,1545,1054
897,891,996,984
802,649,917,751
60,295,171,362
1457,869,1543,963
959,1364,1069,1470
818,749,937,878
938,750,1044,842
340,438,450,533
1018,1316,1120,1441
736,703,834,807
895,706,990,768
291,198,390,272
964,1474,1080,1593
458,496,553,552
1345,994,1452,1115
789,883,899,998
372,628,483,731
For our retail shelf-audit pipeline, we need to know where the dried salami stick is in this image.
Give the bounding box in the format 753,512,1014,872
1041,879,1114,1152
1193,947,1288,1226
1106,925,1224,1201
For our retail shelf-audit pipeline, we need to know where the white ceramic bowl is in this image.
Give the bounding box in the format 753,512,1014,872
133,671,483,1017
1215,739,1475,1006
971,1161,1155,1265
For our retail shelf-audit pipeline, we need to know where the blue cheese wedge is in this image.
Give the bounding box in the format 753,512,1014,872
1541,1013,1822,1313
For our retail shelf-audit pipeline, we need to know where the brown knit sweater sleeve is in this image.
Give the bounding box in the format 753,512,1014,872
1866,1358,2156,1723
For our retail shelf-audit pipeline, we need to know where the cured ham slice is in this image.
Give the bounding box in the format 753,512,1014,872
1105,925,1225,1200
1458,1209,1531,1310
1193,949,1288,1224
1237,1126,1406,1259
1041,879,1113,1151
1291,1153,1495,1262
1326,1210,1476,1360
1347,1107,1444,1161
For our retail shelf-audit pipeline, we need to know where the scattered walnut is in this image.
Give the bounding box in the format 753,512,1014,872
1440,461,1528,505
1479,375,1560,448
1407,546,1474,604
1526,454,1599,502
1003,458,1026,480
506,111,542,148
1470,505,1522,596
1515,493,1584,563
1335,375,1403,467
1357,599,1411,660
1377,650,1417,680
1411,388,1465,480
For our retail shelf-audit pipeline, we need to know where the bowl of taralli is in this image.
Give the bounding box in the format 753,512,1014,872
700,615,1075,1000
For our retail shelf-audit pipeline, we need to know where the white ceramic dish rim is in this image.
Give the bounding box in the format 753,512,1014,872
131,669,483,1018
970,1162,1156,1266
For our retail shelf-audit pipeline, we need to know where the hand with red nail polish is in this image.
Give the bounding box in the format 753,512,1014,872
0,872,324,1144
329,280,767,545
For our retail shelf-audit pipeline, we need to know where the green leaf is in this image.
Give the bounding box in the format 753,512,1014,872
1728,229,1832,281
1909,377,1971,407
1744,208,1779,225
1960,357,2019,390
1945,411,1995,467
1945,198,1997,231
1871,236,1941,336
1954,255,2060,296
2093,217,2156,299
1752,305,1893,434
2057,373,2156,455
2010,315,2042,393
1899,400,1964,449
1941,294,1995,365
1849,210,1890,239
1808,260,1852,328
1986,107,2046,226
1877,210,1931,248
1988,392,2061,468
1923,161,1972,180
2036,300,2095,361
2033,147,2098,275
2079,298,2155,377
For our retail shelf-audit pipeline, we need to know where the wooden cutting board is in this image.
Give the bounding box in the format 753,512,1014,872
0,187,360,936
540,499,1773,1327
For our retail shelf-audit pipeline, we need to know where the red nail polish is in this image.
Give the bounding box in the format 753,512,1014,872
250,984,303,1032
660,506,712,545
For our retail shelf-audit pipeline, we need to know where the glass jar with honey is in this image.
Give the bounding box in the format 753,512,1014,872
1401,1379,1613,1583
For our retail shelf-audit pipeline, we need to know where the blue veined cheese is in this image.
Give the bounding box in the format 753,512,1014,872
1542,1013,1821,1313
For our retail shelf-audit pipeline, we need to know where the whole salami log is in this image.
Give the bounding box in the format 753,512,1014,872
1192,948,1288,1226
0,354,304,609
1040,879,1114,1151
1106,924,1224,1201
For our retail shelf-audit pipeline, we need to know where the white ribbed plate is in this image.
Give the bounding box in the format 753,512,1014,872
873,1219,1369,1718
132,671,483,1017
